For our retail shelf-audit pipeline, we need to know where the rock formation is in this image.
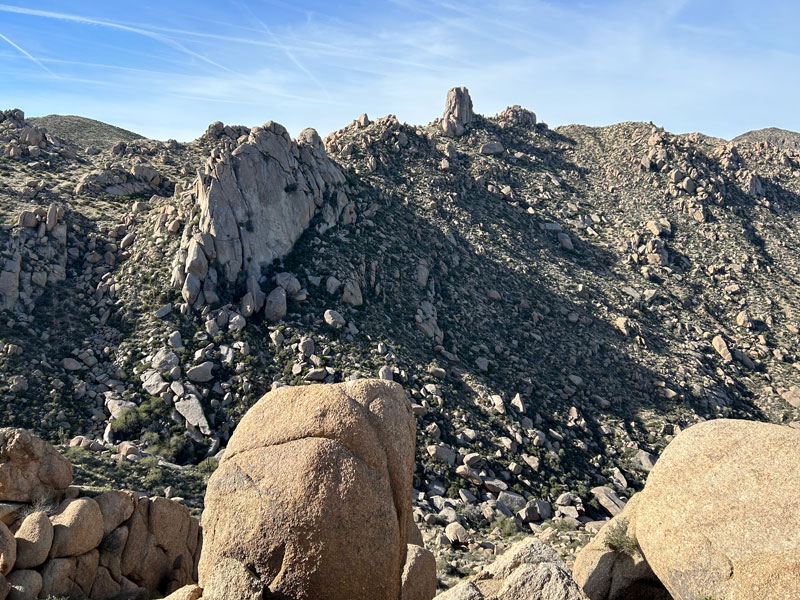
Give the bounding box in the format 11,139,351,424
171,120,346,310
442,87,474,136
574,419,800,600
197,379,433,600
0,428,72,502
0,429,201,599
435,537,586,600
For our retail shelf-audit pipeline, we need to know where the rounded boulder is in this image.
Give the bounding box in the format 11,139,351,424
49,498,103,558
199,379,416,600
0,429,72,502
14,511,52,569
636,419,800,600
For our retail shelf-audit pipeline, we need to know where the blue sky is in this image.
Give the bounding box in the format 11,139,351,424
0,1,797,141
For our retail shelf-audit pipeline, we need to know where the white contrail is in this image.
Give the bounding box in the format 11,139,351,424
0,3,234,73
254,18,330,99
0,31,55,75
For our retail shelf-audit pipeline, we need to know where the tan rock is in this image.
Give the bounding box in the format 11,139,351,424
435,582,482,600
98,525,127,582
408,517,424,547
7,569,41,600
120,496,200,594
89,565,121,599
0,428,72,502
95,490,137,535
436,537,586,600
401,544,437,600
164,584,203,600
49,497,104,557
635,419,800,600
14,511,52,569
442,87,474,137
40,549,99,598
0,522,14,575
203,557,262,600
199,379,415,600
711,334,732,362
572,495,667,600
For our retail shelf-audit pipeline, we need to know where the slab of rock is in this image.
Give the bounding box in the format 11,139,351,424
634,419,800,600
186,361,215,383
324,309,346,328
164,585,203,600
590,486,626,517
202,557,262,600
174,397,211,436
199,379,417,600
401,544,436,600
95,490,137,535
0,429,72,502
480,142,504,155
39,550,99,598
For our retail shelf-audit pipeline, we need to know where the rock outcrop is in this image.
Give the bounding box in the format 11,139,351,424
436,537,586,600
198,379,431,600
0,428,72,502
171,121,346,309
572,495,669,600
0,429,201,599
574,419,800,600
442,87,474,137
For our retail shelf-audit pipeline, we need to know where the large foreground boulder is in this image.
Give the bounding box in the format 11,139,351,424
437,537,586,600
198,379,419,600
575,418,800,600
0,429,72,502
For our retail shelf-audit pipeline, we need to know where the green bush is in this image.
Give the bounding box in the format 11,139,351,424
604,518,638,556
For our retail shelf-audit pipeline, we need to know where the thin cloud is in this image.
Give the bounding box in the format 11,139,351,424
0,3,234,73
0,31,55,75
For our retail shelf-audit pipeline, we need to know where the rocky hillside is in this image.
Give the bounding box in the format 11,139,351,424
2,88,800,580
28,115,144,152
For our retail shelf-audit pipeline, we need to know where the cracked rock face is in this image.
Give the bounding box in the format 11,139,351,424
193,121,345,286
198,379,415,600
442,86,474,137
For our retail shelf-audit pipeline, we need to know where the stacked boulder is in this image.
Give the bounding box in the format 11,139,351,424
0,428,201,599
0,109,76,161
2,204,68,312
171,121,347,312
74,163,170,197
441,87,474,137
574,419,800,600
170,379,437,600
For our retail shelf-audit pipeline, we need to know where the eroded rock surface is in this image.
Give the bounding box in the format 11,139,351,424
199,379,417,600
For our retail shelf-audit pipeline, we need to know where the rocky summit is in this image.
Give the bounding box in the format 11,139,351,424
1,86,800,598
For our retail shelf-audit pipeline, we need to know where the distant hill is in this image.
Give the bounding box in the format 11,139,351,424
28,114,144,149
733,127,800,149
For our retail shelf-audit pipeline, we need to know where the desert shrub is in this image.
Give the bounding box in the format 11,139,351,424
604,518,638,555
